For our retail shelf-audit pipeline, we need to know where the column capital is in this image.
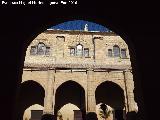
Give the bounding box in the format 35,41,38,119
87,67,94,71
47,68,56,72
123,69,132,73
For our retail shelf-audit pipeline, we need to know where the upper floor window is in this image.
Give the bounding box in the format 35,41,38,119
84,48,89,57
37,42,46,55
30,42,50,55
30,46,37,55
69,44,90,57
121,49,127,58
113,45,120,57
108,49,112,57
70,48,75,56
45,47,50,55
76,44,83,56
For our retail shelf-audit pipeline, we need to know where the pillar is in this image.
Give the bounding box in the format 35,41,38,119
124,70,138,112
43,70,54,114
52,75,56,115
86,68,96,113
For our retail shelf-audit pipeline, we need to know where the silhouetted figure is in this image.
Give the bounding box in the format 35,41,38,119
100,103,108,117
86,112,98,120
41,114,55,120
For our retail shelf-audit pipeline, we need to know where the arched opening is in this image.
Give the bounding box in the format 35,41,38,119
37,42,46,55
23,104,44,120
57,103,80,120
95,81,125,120
113,45,120,57
17,80,45,120
76,44,83,56
54,80,86,120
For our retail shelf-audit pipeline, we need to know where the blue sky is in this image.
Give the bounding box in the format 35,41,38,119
49,20,110,32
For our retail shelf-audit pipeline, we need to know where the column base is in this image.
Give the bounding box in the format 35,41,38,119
41,114,56,120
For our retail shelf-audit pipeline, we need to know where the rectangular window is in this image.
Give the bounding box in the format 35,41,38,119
84,48,89,57
30,46,37,55
70,48,75,56
74,110,83,120
121,49,127,58
113,46,120,57
37,43,46,55
76,44,83,56
45,47,50,55
31,110,43,120
108,49,112,57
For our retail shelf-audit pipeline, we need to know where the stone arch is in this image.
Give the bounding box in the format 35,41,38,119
54,80,86,119
16,80,45,120
95,81,125,110
57,103,80,120
21,80,46,91
55,79,86,92
94,79,125,93
95,81,126,120
23,104,44,120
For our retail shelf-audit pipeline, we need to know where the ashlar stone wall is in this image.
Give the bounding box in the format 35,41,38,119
21,30,138,120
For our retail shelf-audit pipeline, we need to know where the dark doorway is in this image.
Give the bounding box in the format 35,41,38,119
95,81,125,120
31,110,43,120
54,80,86,120
114,110,125,120
74,110,83,120
16,80,45,120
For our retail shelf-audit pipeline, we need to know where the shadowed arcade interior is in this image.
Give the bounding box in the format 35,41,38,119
54,80,86,119
95,81,125,119
17,80,45,120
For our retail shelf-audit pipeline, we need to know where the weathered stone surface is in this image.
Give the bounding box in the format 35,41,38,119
21,29,137,120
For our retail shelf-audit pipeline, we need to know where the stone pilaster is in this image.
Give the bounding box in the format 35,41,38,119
43,70,54,114
124,70,138,112
123,84,129,113
86,68,96,113
52,75,56,114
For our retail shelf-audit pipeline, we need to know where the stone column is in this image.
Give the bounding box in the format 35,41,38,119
52,74,56,115
43,70,54,114
86,68,96,113
124,70,138,112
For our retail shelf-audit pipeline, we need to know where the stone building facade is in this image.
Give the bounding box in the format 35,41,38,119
21,29,138,120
